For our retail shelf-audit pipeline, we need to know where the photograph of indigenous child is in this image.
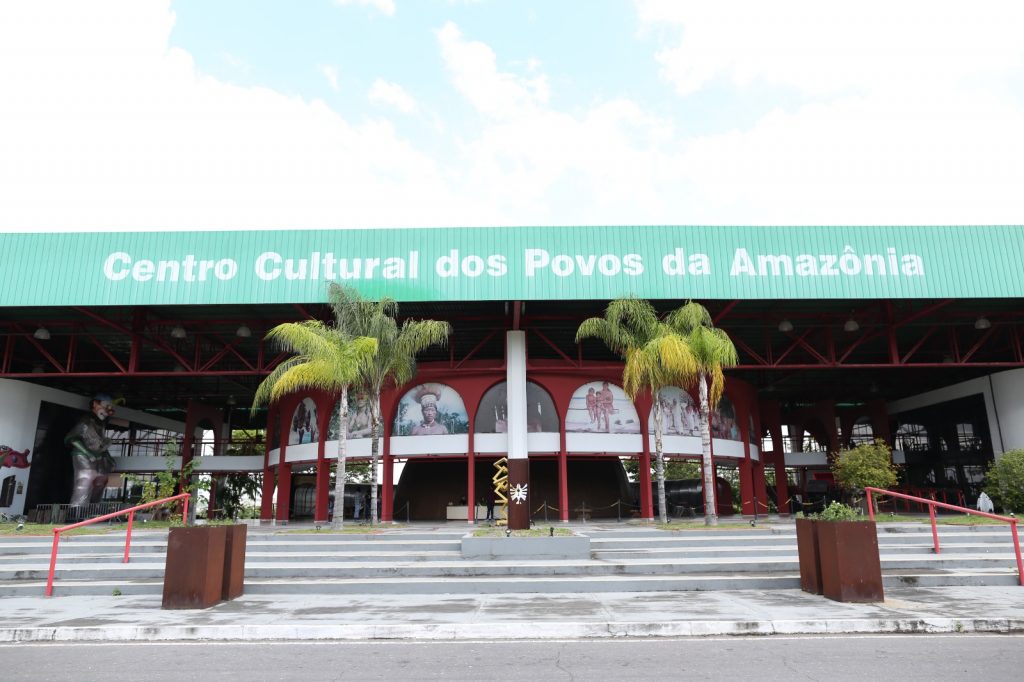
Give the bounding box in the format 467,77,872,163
647,386,700,436
710,396,741,441
566,381,639,434
328,390,374,441
393,383,468,436
289,397,319,445
475,382,559,433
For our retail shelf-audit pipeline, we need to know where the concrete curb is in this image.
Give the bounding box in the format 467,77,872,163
4,618,1023,643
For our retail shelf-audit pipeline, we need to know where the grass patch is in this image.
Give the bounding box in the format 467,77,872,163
653,521,769,531
471,527,574,538
0,522,117,536
876,514,1008,526
0,518,241,536
279,527,388,534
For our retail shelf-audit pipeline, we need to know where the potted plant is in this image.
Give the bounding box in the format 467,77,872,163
795,513,822,594
812,501,884,602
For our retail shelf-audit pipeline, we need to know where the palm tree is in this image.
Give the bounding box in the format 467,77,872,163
576,298,699,524
665,301,739,526
329,284,451,524
251,320,377,530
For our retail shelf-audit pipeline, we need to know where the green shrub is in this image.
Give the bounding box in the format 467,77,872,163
984,449,1024,513
831,440,899,503
812,501,863,522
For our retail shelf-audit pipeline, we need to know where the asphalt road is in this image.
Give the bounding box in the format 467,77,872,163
6,635,1024,681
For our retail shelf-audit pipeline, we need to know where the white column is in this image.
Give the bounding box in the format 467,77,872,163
506,330,528,460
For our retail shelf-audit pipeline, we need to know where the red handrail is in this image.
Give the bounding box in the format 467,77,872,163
865,487,1023,587
45,493,191,597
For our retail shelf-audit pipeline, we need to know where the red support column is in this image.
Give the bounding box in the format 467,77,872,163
260,468,275,520
381,414,394,522
739,458,755,516
276,464,292,523
311,438,327,522
753,462,769,513
636,392,654,521
313,393,329,520
206,476,218,520
466,407,476,523
738,395,755,516
558,424,569,522
275,403,291,523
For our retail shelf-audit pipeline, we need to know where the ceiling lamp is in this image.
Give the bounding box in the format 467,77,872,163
170,325,187,339
226,395,237,406
843,318,860,333
778,319,794,333
974,316,992,330
33,326,51,340
235,325,252,338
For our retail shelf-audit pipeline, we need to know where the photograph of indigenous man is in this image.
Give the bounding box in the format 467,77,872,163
565,381,639,434
394,383,469,436
63,394,117,506
474,381,559,434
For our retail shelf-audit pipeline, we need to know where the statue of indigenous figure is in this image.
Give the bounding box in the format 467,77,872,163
64,394,116,506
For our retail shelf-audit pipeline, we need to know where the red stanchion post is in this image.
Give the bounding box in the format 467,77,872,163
123,510,135,563
46,531,61,597
929,504,941,554
1011,521,1023,587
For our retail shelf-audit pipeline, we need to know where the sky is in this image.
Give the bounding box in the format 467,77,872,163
1,0,1023,232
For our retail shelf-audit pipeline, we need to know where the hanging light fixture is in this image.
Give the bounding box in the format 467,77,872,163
974,316,991,330
33,326,51,340
778,319,794,333
235,325,252,338
170,325,187,339
843,317,860,333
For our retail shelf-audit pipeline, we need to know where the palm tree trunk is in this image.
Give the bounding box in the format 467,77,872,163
369,397,381,525
331,390,349,530
698,375,718,526
653,390,668,524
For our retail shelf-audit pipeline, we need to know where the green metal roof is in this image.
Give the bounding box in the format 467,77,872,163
2,225,1023,306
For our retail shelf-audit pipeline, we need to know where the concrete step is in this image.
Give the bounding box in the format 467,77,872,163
7,569,1019,598
10,552,1019,583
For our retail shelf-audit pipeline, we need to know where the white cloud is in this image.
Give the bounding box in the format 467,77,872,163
437,21,549,118
0,1,482,231
635,0,1024,97
633,0,1024,224
368,79,418,114
320,65,340,91
333,0,395,16
0,2,1021,234
436,23,684,224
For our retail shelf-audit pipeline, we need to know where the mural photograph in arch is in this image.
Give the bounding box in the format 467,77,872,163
710,395,741,441
647,386,700,437
393,383,468,436
566,381,639,434
475,381,559,434
289,397,319,445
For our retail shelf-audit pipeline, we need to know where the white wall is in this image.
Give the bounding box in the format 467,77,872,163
886,368,1024,457
0,378,184,515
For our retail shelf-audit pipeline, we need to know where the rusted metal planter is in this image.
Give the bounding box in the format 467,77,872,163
222,524,247,601
795,518,822,595
162,526,227,609
816,520,884,602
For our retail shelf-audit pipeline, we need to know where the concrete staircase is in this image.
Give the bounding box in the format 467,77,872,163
1,522,1020,597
